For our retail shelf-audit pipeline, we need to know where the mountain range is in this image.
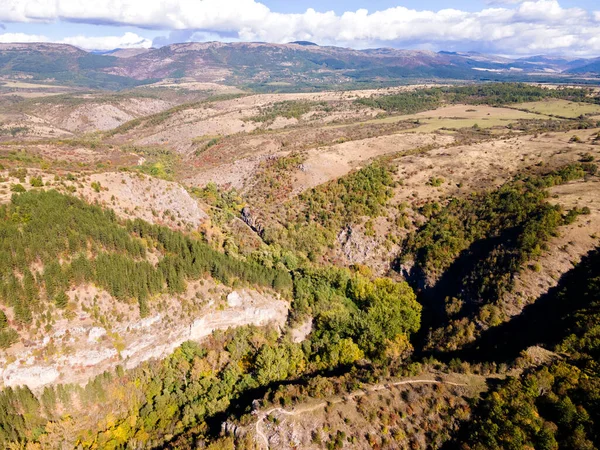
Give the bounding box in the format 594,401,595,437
1,41,599,90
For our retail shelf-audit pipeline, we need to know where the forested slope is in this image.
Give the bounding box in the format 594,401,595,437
400,163,597,352
455,247,600,450
0,82,599,449
0,190,423,447
0,189,291,340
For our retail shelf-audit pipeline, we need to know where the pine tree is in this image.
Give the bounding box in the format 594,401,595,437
23,270,38,304
0,310,7,330
54,292,69,309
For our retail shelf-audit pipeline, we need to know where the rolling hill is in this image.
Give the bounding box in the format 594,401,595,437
0,43,150,90
0,42,599,91
566,57,600,74
0,69,599,448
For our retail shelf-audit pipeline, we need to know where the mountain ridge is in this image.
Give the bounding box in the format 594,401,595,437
0,41,599,90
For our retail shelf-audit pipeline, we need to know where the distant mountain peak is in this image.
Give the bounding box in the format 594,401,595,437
0,42,85,54
0,41,598,88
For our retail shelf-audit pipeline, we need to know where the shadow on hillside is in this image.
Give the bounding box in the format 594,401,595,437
408,229,521,355
437,247,600,364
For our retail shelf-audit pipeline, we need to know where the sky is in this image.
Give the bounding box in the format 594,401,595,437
0,0,600,57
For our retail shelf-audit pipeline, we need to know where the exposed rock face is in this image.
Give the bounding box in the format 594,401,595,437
227,291,242,307
88,327,107,343
63,104,135,132
189,299,286,341
0,171,208,231
337,225,378,264
291,318,313,344
80,172,208,230
1,290,288,390
241,207,264,235
2,366,60,389
30,96,173,133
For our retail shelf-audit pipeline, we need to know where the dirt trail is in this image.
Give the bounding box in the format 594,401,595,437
254,379,467,449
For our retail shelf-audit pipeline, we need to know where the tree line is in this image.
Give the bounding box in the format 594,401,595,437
357,83,599,113
0,190,292,340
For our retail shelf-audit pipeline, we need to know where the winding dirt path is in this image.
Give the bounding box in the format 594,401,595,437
254,379,467,449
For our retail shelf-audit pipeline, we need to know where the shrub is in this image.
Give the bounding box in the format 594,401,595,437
427,177,444,187
0,328,18,349
54,292,69,309
29,176,44,187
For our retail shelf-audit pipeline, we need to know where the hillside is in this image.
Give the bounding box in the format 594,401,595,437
567,57,600,74
0,43,145,90
1,42,600,92
0,81,599,449
76,42,600,89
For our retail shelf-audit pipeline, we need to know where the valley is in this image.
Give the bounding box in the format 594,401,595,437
0,54,599,449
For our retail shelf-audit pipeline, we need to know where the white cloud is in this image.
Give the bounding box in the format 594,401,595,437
0,32,152,50
515,0,586,23
61,32,152,50
0,32,47,43
0,0,599,55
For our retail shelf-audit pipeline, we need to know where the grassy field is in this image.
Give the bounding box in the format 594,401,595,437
0,80,68,89
0,92,65,99
333,104,546,132
405,117,512,133
516,99,600,118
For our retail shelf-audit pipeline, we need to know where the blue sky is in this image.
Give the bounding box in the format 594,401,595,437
264,0,598,13
1,0,600,56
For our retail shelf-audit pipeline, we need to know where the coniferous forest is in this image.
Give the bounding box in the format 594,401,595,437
0,80,599,449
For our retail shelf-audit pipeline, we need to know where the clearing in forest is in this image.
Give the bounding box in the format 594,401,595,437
516,99,600,118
